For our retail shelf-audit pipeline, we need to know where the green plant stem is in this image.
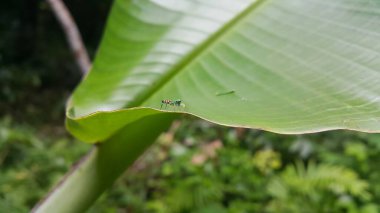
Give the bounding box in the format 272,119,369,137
32,114,176,213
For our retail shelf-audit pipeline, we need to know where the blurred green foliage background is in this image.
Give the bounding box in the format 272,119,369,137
1,1,380,212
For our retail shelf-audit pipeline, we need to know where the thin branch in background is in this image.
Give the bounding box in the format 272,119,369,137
46,0,91,74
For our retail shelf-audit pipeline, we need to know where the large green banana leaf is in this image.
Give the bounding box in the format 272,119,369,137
68,0,380,143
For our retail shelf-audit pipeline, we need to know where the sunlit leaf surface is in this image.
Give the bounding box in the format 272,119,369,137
68,0,380,142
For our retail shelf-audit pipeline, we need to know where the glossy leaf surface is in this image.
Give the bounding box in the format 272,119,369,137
68,0,380,142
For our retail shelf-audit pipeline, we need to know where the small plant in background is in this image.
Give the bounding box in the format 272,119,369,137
267,161,373,213
253,149,281,175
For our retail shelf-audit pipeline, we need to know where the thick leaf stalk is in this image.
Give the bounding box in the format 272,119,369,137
32,114,175,213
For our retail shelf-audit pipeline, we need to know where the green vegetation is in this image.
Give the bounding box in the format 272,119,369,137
2,0,380,212
2,116,380,212
0,118,88,212
60,0,380,209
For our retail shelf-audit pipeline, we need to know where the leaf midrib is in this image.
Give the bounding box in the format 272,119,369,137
125,0,267,108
